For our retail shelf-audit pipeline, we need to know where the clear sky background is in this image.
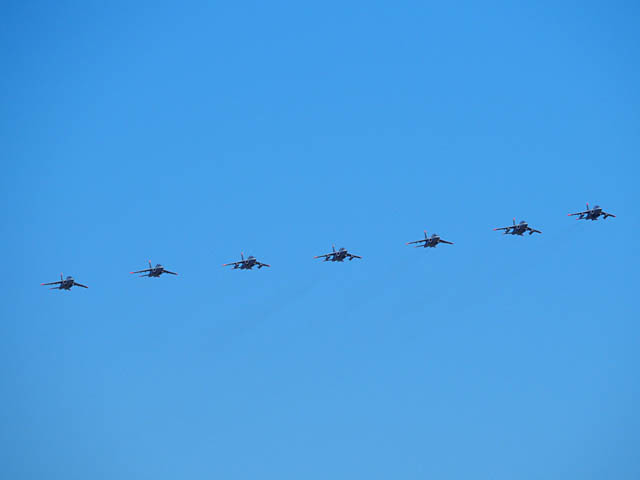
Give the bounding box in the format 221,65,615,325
1,1,639,479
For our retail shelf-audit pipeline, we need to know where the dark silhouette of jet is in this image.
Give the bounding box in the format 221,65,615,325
568,203,615,221
41,273,88,290
131,261,178,277
314,245,362,262
494,218,541,236
223,252,270,270
407,230,454,248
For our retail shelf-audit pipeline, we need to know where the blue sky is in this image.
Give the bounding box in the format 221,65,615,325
1,2,639,478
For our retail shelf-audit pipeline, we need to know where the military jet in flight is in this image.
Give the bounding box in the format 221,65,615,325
223,252,270,270
494,218,542,236
314,245,362,262
407,230,454,248
130,261,178,277
41,273,88,290
568,203,615,221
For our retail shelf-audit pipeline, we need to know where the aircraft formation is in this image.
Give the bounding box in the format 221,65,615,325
41,203,616,290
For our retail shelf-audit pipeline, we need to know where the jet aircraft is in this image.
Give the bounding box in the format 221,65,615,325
407,230,454,248
568,203,615,221
314,245,362,262
494,218,541,236
223,252,270,270
41,273,88,290
131,261,178,277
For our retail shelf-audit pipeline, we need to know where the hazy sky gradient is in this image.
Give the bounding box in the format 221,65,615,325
1,2,639,479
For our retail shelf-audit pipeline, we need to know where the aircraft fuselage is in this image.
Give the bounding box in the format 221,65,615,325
242,259,257,269
585,209,603,220
509,224,528,235
423,237,440,247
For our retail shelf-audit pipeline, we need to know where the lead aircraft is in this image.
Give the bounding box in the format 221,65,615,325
41,273,88,290
568,203,615,221
223,252,270,270
314,245,362,262
494,218,542,236
131,261,178,277
407,230,454,248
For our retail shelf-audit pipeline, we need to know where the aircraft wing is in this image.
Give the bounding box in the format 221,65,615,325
73,282,89,288
603,211,616,218
348,254,362,259
131,268,152,274
222,261,242,267
493,226,511,231
314,253,333,259
406,239,427,245
439,239,454,245
41,281,62,286
568,211,589,217
257,262,271,268
528,227,542,234
163,270,178,275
